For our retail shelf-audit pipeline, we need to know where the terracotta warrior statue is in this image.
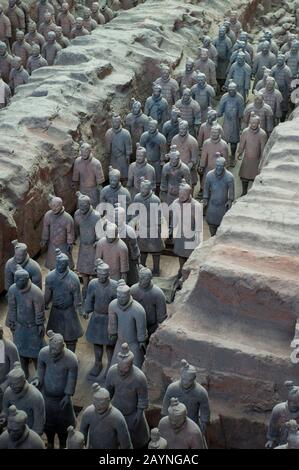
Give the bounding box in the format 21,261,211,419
203,156,235,236
6,266,45,378
223,19,236,46
260,76,283,126
38,11,57,39
72,142,104,209
252,41,277,89
80,383,132,449
158,397,206,449
0,41,13,83
5,240,42,292
131,266,167,338
1,361,45,435
70,17,90,38
33,330,78,449
84,259,117,378
228,10,242,38
41,30,61,66
140,118,167,189
162,106,181,149
11,30,31,68
106,343,150,448
41,194,75,270
271,53,292,121
202,36,218,65
160,144,191,205
175,87,201,137
242,91,274,136
0,6,12,48
0,325,20,418
100,166,131,215
57,2,75,39
132,178,165,276
257,30,279,56
213,25,232,90
27,43,48,74
148,428,167,449
5,0,25,46
35,0,55,28
255,67,276,92
144,83,168,131
9,56,29,93
55,26,70,49
108,281,148,368
285,40,299,79
274,420,299,449
127,144,156,199
229,40,252,70
162,359,210,434
191,72,215,123
0,405,45,449
194,48,217,90
197,107,224,150
66,425,85,449
25,21,45,48
199,126,229,189
225,51,252,100
232,31,253,61
125,98,149,153
237,113,267,196
91,2,106,25
82,8,97,32
179,57,197,92
154,64,180,113
105,113,132,183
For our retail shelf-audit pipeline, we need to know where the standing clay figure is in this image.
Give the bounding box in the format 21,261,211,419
202,36,218,65
280,32,296,55
218,80,244,166
154,64,180,113
203,156,235,236
72,142,104,208
160,144,191,205
172,181,203,277
162,359,210,434
197,107,224,150
0,7,12,47
55,26,70,49
232,31,254,61
271,54,292,121
252,41,277,88
34,330,78,449
105,113,132,183
6,266,45,378
179,57,197,92
25,21,45,48
11,30,31,68
0,405,45,449
108,283,148,368
91,2,106,25
16,0,29,33
9,56,29,93
41,31,61,66
35,0,55,28
131,266,167,337
237,114,268,196
82,8,97,32
200,127,229,188
140,118,167,187
229,40,252,67
162,106,181,149
100,166,131,212
27,44,48,74
5,0,25,46
266,381,299,448
80,383,132,449
127,144,156,199
125,99,149,153
191,72,215,122
213,25,232,90
225,52,252,100
2,361,45,435
106,343,150,448
144,83,168,131
158,397,206,449
257,31,279,56
84,260,117,377
41,194,75,270
175,87,201,137
171,121,198,189
74,192,100,297
5,240,42,292
45,249,83,353
0,325,20,416
222,20,236,47
255,67,276,92
274,420,299,449
57,2,75,39
194,48,217,90
285,41,299,78
66,426,85,449
148,428,168,449
95,223,129,282
0,41,13,83
38,11,57,39
228,10,242,38
70,17,90,38
100,2,115,23
133,178,165,276
260,76,283,126
242,91,274,136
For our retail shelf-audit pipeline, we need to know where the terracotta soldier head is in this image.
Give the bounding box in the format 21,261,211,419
44,11,53,25
9,0,17,8
113,202,126,227
276,53,286,68
178,179,192,203
11,240,28,265
227,80,237,96
199,48,209,62
196,72,207,88
16,30,25,43
55,26,64,40
83,8,92,21
152,83,162,99
47,330,65,359
263,30,272,42
75,17,84,30
105,222,118,243
55,248,69,273
0,42,7,56
148,117,158,134
178,119,189,137
32,44,41,57
285,381,299,413
131,98,142,116
138,265,152,289
210,125,221,142
181,87,192,104
7,405,28,443
117,279,131,308
180,359,197,390
169,144,181,168
117,342,134,377
140,178,152,197
76,192,91,214
185,57,194,73
61,2,69,14
92,383,110,414
290,40,299,55
48,194,63,214
112,113,122,131
7,361,27,395
12,56,23,71
150,428,164,446
170,106,181,122
91,2,99,14
202,36,211,48
206,108,218,125
14,265,30,290
168,397,187,431
215,156,226,177
108,166,121,189
66,426,85,449
230,10,238,25
236,51,246,66
80,142,92,160
29,22,37,34
218,25,226,39
47,31,56,44
265,76,275,92
261,40,271,55
135,143,147,165
253,91,264,109
94,259,110,284
249,113,260,130
160,64,171,82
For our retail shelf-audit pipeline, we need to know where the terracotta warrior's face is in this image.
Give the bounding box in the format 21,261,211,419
91,3,98,13
117,357,132,377
140,181,151,197
8,375,26,395
15,273,29,290
136,149,146,164
112,116,121,130
185,61,193,73
178,187,191,204
161,67,170,81
96,268,109,284
15,247,27,264
215,159,225,177
0,43,7,55
181,370,195,390
182,89,191,104
132,101,141,115
62,3,69,13
169,410,186,430
254,95,263,108
94,395,110,414
148,120,157,134
288,393,299,413
152,86,161,99
80,145,91,160
250,117,259,131
179,122,188,137
109,174,120,189
8,420,25,442
79,199,90,214
139,271,152,289
56,257,69,273
211,127,221,141
32,45,40,57
49,337,64,359
50,199,63,214
13,57,22,70
117,289,130,307
16,31,24,42
207,111,217,125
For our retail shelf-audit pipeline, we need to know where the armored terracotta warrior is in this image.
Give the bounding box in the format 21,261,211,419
202,36,218,65
41,31,61,66
225,52,252,100
197,107,224,150
232,31,253,61
285,41,299,79
45,249,83,353
155,64,180,113
0,325,20,416
105,113,132,183
35,0,55,28
160,144,191,205
33,330,78,449
213,25,232,90
229,40,252,68
148,428,167,449
172,180,203,277
223,19,236,46
70,17,90,38
72,142,104,208
80,383,132,449
266,381,299,448
228,10,242,38
5,0,25,46
5,240,42,292
38,11,57,39
127,144,156,199
125,98,149,153
194,48,217,90
162,106,181,149
0,74,11,107
281,33,297,55
237,114,267,196
275,420,299,449
175,87,201,137
106,343,150,448
131,266,167,337
179,57,197,92
9,56,29,93
83,8,97,32
133,178,165,276
260,76,283,126
74,192,101,297
140,118,167,187
108,282,148,368
95,223,129,282
6,266,45,378
100,2,115,23
0,41,13,83
257,30,279,56
255,67,276,92
271,54,292,121
158,398,206,449
191,72,215,123
11,30,31,68
0,6,12,47
27,44,48,74
55,26,70,49
162,359,210,434
41,194,75,270
144,83,168,131
57,2,75,39
252,41,277,89
199,126,229,188
1,361,45,435
66,426,85,449
242,91,273,136
203,156,235,236
25,21,45,48
91,2,106,25
0,405,45,449
84,260,117,378
100,166,131,214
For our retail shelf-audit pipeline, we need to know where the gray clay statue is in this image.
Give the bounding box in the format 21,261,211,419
162,106,181,149
213,25,232,89
160,144,191,205
9,56,29,93
140,118,167,187
199,126,229,189
0,41,13,83
5,239,42,292
175,87,201,137
179,57,197,92
105,113,132,183
127,144,156,200
0,325,20,416
148,428,168,449
191,72,215,122
56,2,75,39
252,41,277,88
11,30,31,68
154,64,180,113
35,0,55,28
70,17,90,38
6,0,25,45
0,7,12,48
0,405,45,449
271,53,292,121
25,21,45,49
125,98,149,153
100,166,131,213
144,83,168,131
242,91,274,136
41,31,61,66
95,223,129,282
225,52,252,100
274,420,299,449
26,44,48,74
66,425,85,449
194,49,217,90
260,76,283,126
171,119,199,189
